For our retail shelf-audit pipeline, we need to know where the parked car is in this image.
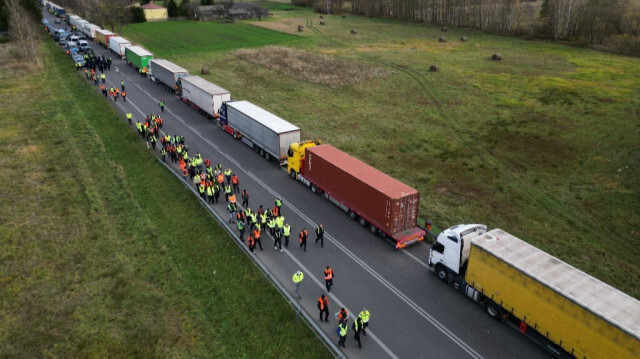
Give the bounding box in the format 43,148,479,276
78,40,90,52
59,38,67,46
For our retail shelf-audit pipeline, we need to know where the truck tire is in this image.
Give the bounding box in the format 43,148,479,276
348,210,358,220
359,217,368,227
435,265,449,283
265,152,271,161
311,184,318,193
290,170,297,180
370,224,378,235
259,148,265,157
486,301,501,320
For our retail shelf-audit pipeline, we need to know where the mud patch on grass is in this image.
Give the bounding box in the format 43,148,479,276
233,46,392,88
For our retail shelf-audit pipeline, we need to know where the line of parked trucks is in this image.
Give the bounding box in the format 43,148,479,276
41,3,640,358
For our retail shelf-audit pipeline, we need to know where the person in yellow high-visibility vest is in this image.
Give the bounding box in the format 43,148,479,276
292,271,304,299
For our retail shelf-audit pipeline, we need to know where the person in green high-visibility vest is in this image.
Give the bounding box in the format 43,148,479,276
292,271,304,299
338,320,348,348
358,308,370,337
159,100,165,113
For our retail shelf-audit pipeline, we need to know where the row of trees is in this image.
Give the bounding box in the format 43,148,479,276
293,0,640,55
0,0,41,61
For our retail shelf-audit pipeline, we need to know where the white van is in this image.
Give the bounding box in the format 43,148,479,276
70,35,79,43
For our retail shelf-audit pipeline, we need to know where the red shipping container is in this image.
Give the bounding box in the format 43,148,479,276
305,145,424,246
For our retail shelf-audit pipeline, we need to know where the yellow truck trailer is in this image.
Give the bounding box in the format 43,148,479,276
428,225,640,358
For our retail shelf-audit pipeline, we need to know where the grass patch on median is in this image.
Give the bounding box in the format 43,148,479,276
0,38,330,358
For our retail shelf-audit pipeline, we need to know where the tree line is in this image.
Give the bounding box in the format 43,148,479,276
292,0,640,55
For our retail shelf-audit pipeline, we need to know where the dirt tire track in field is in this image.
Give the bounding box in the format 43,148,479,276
305,17,597,238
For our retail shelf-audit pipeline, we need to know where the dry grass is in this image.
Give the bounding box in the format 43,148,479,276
233,45,392,88
0,42,42,80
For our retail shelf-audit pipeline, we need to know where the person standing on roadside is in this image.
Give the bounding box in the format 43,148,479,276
338,321,348,348
353,317,364,349
159,100,165,113
315,224,325,247
247,234,255,253
283,222,291,248
358,309,370,336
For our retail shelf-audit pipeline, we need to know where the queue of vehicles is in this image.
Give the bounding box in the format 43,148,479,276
40,3,640,358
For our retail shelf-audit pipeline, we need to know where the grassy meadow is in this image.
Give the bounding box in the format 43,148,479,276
121,5,640,298
0,38,330,357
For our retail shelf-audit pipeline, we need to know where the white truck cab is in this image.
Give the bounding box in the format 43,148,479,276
428,224,486,280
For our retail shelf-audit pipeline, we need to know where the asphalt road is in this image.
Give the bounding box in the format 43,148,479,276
45,12,549,359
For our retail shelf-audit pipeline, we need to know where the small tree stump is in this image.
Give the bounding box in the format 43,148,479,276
351,29,357,34
201,67,210,75
319,21,325,25
441,27,447,32
492,53,502,61
439,37,446,42
429,65,439,72
319,15,324,18
298,25,303,32
460,36,468,42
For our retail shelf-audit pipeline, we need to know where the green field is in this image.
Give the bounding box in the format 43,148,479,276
121,21,301,57
0,38,330,357
121,6,640,298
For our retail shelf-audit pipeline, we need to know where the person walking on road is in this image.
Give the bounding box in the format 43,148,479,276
227,202,236,223
338,321,348,348
353,317,364,348
253,226,263,251
122,90,126,102
275,197,282,216
283,222,291,248
274,227,283,252
237,219,245,241
324,266,334,293
101,73,105,83
315,224,324,247
358,309,370,336
120,79,125,91
337,308,348,323
126,112,132,125
299,228,308,252
292,271,304,299
318,294,329,322
241,189,249,208
231,174,240,193
159,100,165,113
247,234,255,253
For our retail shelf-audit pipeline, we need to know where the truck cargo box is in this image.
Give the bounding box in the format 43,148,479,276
304,144,424,245
108,36,131,58
466,229,640,359
180,76,230,118
148,59,189,92
125,45,153,71
226,101,300,162
82,23,100,39
95,29,115,48
68,15,80,26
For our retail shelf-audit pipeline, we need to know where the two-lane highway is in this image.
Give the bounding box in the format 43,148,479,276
45,11,549,359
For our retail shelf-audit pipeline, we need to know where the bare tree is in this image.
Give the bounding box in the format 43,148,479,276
6,0,39,62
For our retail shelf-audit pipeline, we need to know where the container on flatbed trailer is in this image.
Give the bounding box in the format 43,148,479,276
148,59,189,93
222,101,300,164
108,36,130,58
95,29,115,48
180,76,230,119
303,144,425,248
125,45,153,71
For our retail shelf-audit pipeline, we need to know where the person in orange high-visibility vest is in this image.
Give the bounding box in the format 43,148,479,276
324,266,334,292
231,174,240,193
247,234,255,253
299,228,308,252
253,227,263,251
337,307,348,323
317,294,329,322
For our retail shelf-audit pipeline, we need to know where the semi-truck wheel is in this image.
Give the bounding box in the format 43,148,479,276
369,224,378,235
265,152,271,161
436,265,449,282
359,217,368,227
486,301,501,319
311,184,318,193
259,148,265,157
290,170,296,180
348,210,358,220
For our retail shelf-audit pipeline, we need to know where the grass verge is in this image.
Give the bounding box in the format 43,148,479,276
0,37,330,358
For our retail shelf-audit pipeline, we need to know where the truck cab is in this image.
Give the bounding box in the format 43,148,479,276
429,224,486,281
286,140,321,180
